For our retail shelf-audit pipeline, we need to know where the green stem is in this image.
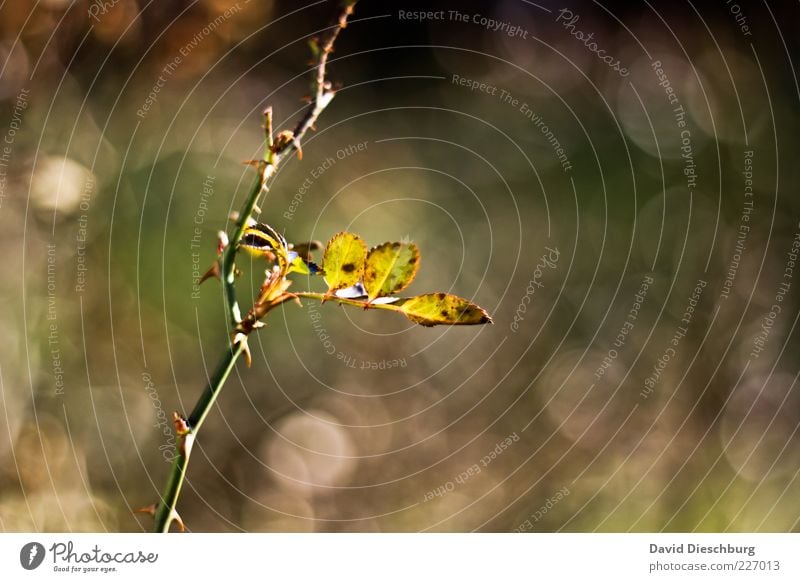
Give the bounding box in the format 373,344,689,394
187,342,246,430
295,291,402,313
222,174,263,325
153,342,244,533
151,1,358,533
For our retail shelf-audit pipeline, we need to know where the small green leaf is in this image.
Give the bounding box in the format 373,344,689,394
363,241,420,302
240,222,291,273
308,38,321,59
397,293,492,327
322,232,367,293
288,255,311,275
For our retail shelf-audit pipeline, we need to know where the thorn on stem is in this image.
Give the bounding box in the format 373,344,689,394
172,412,190,436
134,504,157,518
171,510,186,533
199,261,221,285
232,332,252,367
264,107,274,152
216,231,230,255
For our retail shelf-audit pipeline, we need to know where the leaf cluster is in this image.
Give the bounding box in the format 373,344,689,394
312,231,492,327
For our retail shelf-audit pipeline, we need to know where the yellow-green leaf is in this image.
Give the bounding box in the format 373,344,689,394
288,255,311,275
363,242,420,302
398,293,492,327
322,232,367,293
240,222,291,273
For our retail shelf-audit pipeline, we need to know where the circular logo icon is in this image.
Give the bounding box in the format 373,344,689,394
19,542,45,570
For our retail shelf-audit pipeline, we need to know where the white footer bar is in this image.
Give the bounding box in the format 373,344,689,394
1,533,797,581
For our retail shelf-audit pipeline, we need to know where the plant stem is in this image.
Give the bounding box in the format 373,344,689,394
187,343,246,432
151,1,357,533
295,291,402,313
222,173,263,325
153,342,244,532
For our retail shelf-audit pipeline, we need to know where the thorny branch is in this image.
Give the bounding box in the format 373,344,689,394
149,1,357,533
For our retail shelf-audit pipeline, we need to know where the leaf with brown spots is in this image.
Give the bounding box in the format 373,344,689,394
322,232,367,293
363,241,420,302
396,293,492,327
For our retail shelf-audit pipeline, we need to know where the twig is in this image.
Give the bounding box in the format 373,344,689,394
152,0,357,533
295,291,399,312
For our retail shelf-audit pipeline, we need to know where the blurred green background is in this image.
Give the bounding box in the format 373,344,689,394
2,0,800,532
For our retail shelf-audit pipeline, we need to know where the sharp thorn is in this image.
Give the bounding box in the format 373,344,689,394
172,412,190,436
233,333,252,367
171,510,186,533
134,503,157,518
199,262,221,284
